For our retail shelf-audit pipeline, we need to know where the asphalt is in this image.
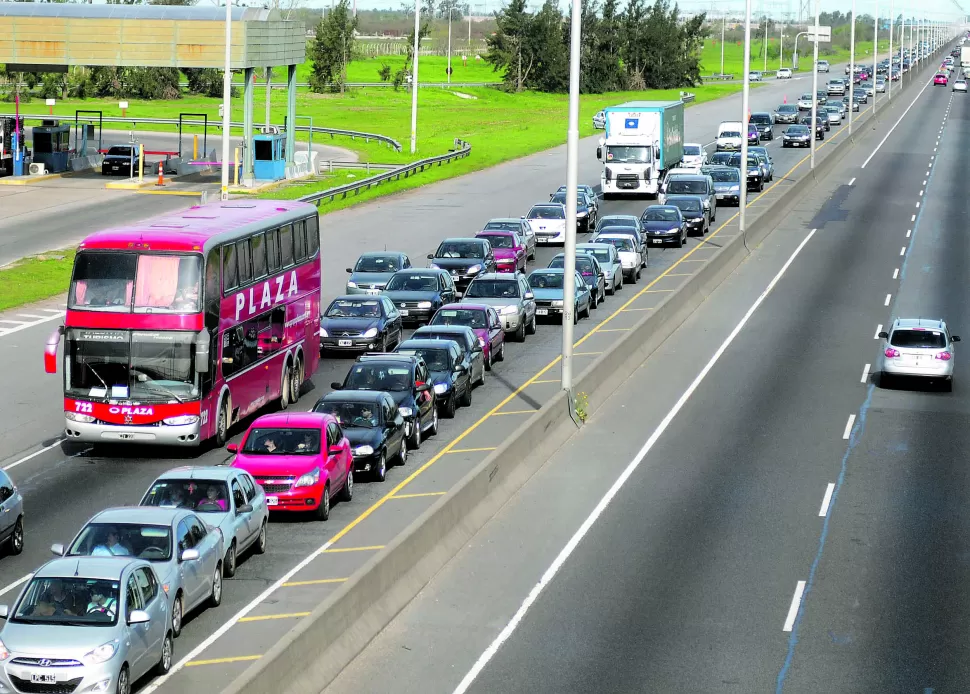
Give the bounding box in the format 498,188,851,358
0,49,942,693
320,46,962,694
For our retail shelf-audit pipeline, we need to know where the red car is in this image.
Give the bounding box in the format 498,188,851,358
228,412,353,521
475,230,528,274
935,73,948,86
429,303,506,367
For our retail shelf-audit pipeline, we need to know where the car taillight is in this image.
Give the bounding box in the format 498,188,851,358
936,351,952,361
885,348,900,358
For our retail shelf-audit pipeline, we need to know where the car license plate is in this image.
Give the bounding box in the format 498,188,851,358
266,496,278,506
400,309,409,316
652,239,664,244
338,339,352,347
31,675,56,684
364,289,380,295
536,308,549,316
716,193,726,199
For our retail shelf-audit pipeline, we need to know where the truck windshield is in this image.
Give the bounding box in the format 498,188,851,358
606,146,651,163
69,252,202,314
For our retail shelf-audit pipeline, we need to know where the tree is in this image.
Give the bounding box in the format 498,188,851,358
393,14,431,89
484,0,534,91
309,0,359,94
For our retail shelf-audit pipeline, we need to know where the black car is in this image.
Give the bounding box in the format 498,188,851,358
313,390,407,482
331,353,437,450
383,269,457,325
799,115,826,139
750,112,774,141
428,238,496,293
101,144,140,176
708,151,736,166
726,152,765,191
550,190,598,232
661,174,717,223
782,124,812,148
639,205,687,248
396,339,472,418
663,195,709,236
410,325,487,387
320,295,404,354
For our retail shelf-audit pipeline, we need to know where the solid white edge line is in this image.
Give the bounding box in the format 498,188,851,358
848,177,856,186
885,294,892,306
861,76,934,169
0,575,31,598
3,439,65,471
842,414,856,440
861,363,871,383
818,483,836,517
451,228,820,694
874,324,883,339
783,580,807,632
893,268,899,279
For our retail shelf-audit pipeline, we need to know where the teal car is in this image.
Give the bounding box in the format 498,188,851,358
577,242,623,295
526,268,592,324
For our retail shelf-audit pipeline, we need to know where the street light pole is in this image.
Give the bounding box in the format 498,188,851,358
410,0,420,154
721,12,726,76
888,0,893,99
849,0,855,135
810,0,820,169
764,16,769,72
739,0,752,234
447,9,452,85
873,2,878,118
780,26,784,70
220,0,232,201
560,0,581,398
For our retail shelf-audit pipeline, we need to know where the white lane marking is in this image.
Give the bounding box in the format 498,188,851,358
874,324,883,339
906,229,912,238
861,76,934,168
3,439,65,471
0,320,26,325
783,581,808,632
919,190,924,197
818,483,836,517
923,180,927,185
0,311,63,339
900,247,907,256
848,177,856,185
911,214,916,222
16,314,46,320
916,202,921,208
893,268,899,279
843,414,856,440
861,363,871,383
0,575,31,598
40,308,63,314
451,228,821,694
934,147,938,152
885,294,892,306
926,170,930,176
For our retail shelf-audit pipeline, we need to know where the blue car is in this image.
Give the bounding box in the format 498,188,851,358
526,268,592,324
320,294,404,353
640,205,688,248
346,251,412,295
703,165,742,206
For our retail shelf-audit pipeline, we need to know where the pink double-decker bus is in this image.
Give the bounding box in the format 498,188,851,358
45,200,322,446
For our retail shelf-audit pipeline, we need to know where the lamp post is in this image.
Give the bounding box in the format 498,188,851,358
220,0,232,200
560,0,581,400
721,12,726,76
780,27,786,70
849,0,855,135
793,31,808,70
763,16,769,72
810,0,820,170
447,8,452,85
873,2,878,117
739,0,752,234
888,0,893,99
410,0,420,154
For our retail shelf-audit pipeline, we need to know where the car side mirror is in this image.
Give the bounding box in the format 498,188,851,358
127,609,150,625
180,548,200,562
877,331,889,339
952,335,962,342
328,445,343,456
330,381,343,390
237,503,253,514
394,415,404,426
50,543,65,557
524,292,534,300
596,146,602,159
226,443,238,453
345,268,353,274
427,253,434,260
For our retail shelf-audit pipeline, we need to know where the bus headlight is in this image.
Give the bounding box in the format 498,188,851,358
65,412,96,423
163,415,200,426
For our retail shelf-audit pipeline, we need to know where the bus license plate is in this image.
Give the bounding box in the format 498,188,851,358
338,339,352,347
536,308,549,316
31,675,56,684
266,496,278,506
400,309,409,316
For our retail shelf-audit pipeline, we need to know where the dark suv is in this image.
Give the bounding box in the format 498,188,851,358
750,112,774,141
428,238,496,293
660,174,717,223
383,269,457,325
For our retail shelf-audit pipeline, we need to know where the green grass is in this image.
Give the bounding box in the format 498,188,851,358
699,38,892,77
0,250,76,311
242,55,500,85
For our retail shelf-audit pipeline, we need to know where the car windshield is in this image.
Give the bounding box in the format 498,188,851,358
67,523,173,562
142,480,232,512
668,198,702,212
666,180,706,194
710,153,734,165
778,105,797,112
643,208,680,222
598,218,637,230
106,146,134,157
484,221,521,232
596,237,635,252
355,255,399,273
326,299,381,318
436,241,484,259
315,401,380,428
581,247,613,264
528,272,564,289
344,364,412,392
788,126,809,133
241,427,322,454
890,329,947,349
710,169,740,182
719,131,740,138
464,280,520,299
431,308,487,329
13,577,122,626
478,233,514,249
683,145,702,156
400,347,452,371
751,114,771,124
800,94,812,100
548,256,593,273
550,193,586,207
386,273,438,291
528,206,565,220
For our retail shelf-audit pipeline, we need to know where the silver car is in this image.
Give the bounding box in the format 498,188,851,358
139,466,269,578
592,110,605,129
577,242,623,295
879,318,960,390
823,106,842,125
53,507,223,638
590,234,642,283
461,272,537,341
0,557,173,694
0,469,24,557
346,252,412,295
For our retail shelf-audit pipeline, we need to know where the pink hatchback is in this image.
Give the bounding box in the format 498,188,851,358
476,230,527,274
228,412,353,521
429,303,506,367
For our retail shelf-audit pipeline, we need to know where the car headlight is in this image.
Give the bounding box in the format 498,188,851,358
478,337,486,347
433,383,449,394
552,300,564,307
500,305,517,315
320,327,329,337
65,411,96,423
467,264,483,274
162,415,200,426
730,185,740,191
294,467,321,488
0,638,10,661
347,281,358,288
353,445,374,456
430,263,441,270
84,641,118,665
398,406,413,417
362,327,379,338
577,210,588,217
417,301,433,309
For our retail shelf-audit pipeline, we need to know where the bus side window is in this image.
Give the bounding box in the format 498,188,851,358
236,240,253,286
293,221,307,263
305,216,319,258
269,306,285,349
266,229,281,274
279,225,294,267
204,250,220,333
223,244,238,293
251,233,267,280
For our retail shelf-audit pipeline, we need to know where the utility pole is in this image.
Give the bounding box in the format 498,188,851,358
561,0,581,402
740,0,752,233
810,0,820,169
721,12,726,75
410,0,420,154
220,0,232,200
849,0,855,135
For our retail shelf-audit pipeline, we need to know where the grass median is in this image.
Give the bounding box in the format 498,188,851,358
0,250,75,312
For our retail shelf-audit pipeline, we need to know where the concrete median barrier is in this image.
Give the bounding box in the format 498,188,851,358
222,63,937,694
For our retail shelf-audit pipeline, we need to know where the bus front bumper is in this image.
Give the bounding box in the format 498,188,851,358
64,419,202,445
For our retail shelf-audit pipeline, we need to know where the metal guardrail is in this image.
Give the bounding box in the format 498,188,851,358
701,73,735,80
0,113,402,152
299,138,471,205
680,91,696,103
318,161,398,173
176,81,499,89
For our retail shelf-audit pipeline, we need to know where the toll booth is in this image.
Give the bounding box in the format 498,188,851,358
253,126,286,181
32,121,71,174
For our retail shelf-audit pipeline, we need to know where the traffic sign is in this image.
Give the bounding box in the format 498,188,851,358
807,26,831,42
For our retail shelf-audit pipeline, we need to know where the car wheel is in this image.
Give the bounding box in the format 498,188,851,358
526,313,537,335
582,301,591,319
678,233,685,248
607,276,616,295
590,290,598,310
398,436,408,465
476,363,486,387
223,541,237,578
459,382,472,407
278,365,291,410
171,593,184,638
514,319,526,342
255,520,267,554
374,452,388,482
117,665,131,694
496,341,506,362
408,420,422,449
215,398,230,447
428,407,439,436
315,483,330,521
442,393,457,418
210,562,223,607
339,469,354,501
635,266,642,281
8,517,23,556
155,632,173,676
290,356,304,404
616,274,623,292
485,346,493,371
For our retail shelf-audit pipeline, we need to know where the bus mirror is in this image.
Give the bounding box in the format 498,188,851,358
194,330,210,373
44,325,64,374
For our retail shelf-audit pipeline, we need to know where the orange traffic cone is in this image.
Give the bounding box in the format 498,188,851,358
156,162,165,187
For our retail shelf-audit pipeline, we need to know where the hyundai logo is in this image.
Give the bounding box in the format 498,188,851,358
39,659,52,668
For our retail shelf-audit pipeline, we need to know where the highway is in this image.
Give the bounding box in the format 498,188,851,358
0,48,939,693
325,53,966,694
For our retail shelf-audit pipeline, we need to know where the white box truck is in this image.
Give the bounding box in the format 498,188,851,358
597,100,685,198
961,45,970,69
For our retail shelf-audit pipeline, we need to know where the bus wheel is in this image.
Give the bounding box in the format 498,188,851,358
289,357,304,404
215,399,229,447
279,364,292,410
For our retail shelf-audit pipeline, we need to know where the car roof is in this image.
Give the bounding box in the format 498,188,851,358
35,557,139,581
476,229,515,236
469,272,520,282
644,205,681,212
398,339,459,351
89,506,187,525
484,218,523,224
440,237,486,245
154,466,242,482
357,353,420,365
666,174,707,182
359,251,403,259
318,390,388,405
529,268,566,274
599,214,639,222
664,194,705,202
392,268,447,276
576,242,613,251
892,318,947,330
440,302,490,311
252,411,331,428
413,325,474,336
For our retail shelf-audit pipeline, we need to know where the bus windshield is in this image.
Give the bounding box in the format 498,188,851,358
68,252,202,313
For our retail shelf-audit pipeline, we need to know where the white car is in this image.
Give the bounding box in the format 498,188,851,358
681,142,707,168
715,122,743,151
526,203,568,245
878,318,960,390
954,79,968,92
796,93,815,110
776,67,793,79
748,70,763,81
590,233,642,282
592,110,605,129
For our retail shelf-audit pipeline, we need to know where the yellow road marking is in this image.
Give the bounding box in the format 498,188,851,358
596,328,630,333
530,379,560,384
446,447,497,453
574,351,603,356
321,545,385,554
239,612,310,622
391,491,447,499
282,577,349,587
662,273,693,277
621,307,655,312
492,409,537,416
186,655,261,667
643,289,675,293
